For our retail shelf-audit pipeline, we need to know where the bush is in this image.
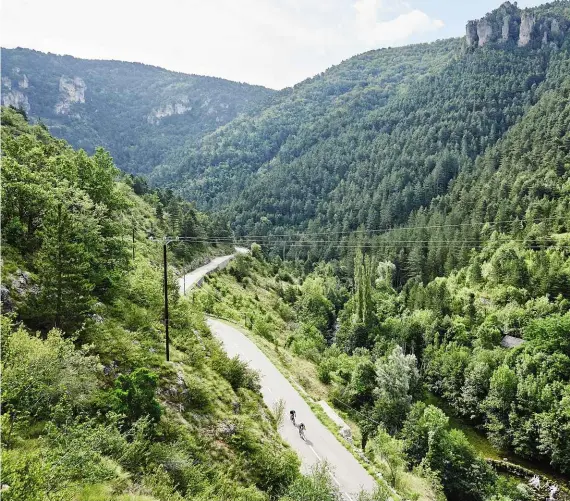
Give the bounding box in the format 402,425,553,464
253,315,275,342
1,319,100,422
112,367,161,426
212,353,260,391
281,462,343,501
249,445,299,496
291,323,326,362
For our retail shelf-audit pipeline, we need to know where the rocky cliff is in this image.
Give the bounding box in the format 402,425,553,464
55,76,87,115
1,67,31,114
465,1,569,50
0,47,275,175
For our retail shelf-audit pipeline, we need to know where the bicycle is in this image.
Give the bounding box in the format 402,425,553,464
289,410,296,426
298,423,306,440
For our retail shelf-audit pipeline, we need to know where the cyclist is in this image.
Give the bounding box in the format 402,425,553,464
298,422,306,440
289,410,296,425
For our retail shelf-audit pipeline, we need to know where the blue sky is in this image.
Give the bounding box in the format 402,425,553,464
2,0,545,89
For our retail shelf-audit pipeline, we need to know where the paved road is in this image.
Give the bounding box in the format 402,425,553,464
178,247,248,295
207,317,377,501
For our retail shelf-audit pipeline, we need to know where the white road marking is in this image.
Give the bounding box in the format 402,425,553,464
309,445,321,460
266,387,273,394
344,493,354,501
332,476,341,486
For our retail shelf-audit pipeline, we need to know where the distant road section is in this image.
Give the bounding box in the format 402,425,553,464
178,247,248,294
207,317,377,501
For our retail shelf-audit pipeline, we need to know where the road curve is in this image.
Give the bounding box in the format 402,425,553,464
207,317,377,501
178,247,248,295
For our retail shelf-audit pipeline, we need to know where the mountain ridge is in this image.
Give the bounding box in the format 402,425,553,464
0,47,275,174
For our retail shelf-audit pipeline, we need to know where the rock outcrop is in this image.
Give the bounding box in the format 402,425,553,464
55,76,86,115
19,74,29,89
518,12,536,46
1,89,30,114
1,73,31,113
147,97,192,124
477,19,494,46
466,20,479,47
466,3,568,50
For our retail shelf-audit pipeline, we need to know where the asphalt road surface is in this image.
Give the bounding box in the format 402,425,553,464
207,317,377,501
178,247,248,295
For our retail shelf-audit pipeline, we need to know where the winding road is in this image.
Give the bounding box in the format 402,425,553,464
207,318,377,500
179,250,377,499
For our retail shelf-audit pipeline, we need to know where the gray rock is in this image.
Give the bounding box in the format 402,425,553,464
477,19,494,46
1,285,13,312
1,90,30,114
502,15,512,41
216,420,237,437
55,76,86,115
518,13,535,46
340,426,353,443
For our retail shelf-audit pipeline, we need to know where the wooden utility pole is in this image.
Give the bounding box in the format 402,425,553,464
163,242,170,361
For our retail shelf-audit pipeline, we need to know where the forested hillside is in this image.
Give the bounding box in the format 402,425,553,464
195,234,570,500
1,107,376,501
154,37,461,208
0,48,274,174
149,2,569,255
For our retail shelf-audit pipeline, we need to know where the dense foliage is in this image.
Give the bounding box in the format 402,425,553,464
1,48,274,174
2,108,365,501
149,4,570,278
197,233,570,500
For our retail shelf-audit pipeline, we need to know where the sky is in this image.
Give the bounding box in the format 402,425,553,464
1,0,546,89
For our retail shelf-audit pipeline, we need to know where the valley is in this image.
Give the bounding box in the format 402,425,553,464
2,1,570,500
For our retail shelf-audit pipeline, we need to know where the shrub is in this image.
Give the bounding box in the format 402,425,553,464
1,320,100,422
212,353,260,392
253,315,275,342
249,445,299,496
112,368,161,426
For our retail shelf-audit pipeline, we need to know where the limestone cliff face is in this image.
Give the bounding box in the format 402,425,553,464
466,20,479,47
147,96,192,124
1,73,31,113
466,2,568,50
477,19,494,46
518,12,536,46
1,89,30,114
55,76,86,115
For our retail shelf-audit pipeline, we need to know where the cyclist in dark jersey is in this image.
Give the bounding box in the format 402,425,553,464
289,410,296,425
298,422,306,439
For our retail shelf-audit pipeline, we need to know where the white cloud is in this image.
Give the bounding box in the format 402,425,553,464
1,0,445,89
354,0,444,46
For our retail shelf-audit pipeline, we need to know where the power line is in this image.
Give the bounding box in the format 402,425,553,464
168,237,570,249
172,215,566,242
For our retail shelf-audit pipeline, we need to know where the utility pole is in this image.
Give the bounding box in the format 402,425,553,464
132,218,136,261
163,242,170,361
150,236,178,362
183,261,186,295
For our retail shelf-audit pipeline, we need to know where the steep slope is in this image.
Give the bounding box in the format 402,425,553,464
0,48,274,174
151,2,569,247
153,38,461,206
1,107,359,501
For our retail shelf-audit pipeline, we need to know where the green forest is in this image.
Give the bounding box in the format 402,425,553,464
2,1,570,500
0,48,273,175
2,107,373,501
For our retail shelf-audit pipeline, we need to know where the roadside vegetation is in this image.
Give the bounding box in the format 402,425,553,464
1,107,387,501
195,240,570,501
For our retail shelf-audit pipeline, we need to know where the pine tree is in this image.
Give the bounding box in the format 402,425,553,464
32,186,101,330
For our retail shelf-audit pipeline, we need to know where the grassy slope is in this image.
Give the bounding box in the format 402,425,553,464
0,109,298,501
